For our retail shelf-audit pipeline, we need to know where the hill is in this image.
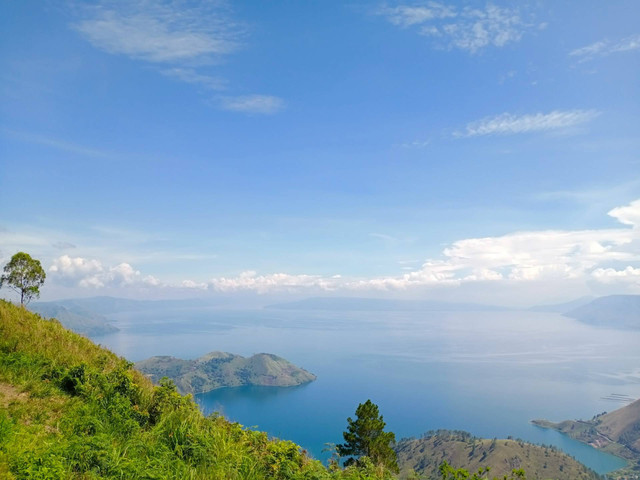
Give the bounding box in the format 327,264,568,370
0,300,386,479
266,297,507,312
528,296,594,313
395,430,601,480
533,398,640,478
29,301,118,336
564,295,640,329
135,352,317,395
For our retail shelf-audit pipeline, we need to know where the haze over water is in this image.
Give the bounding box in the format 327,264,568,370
97,306,638,474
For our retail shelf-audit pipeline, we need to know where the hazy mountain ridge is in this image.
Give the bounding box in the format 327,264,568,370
29,301,118,336
135,351,317,395
563,295,640,329
266,297,509,312
395,430,601,480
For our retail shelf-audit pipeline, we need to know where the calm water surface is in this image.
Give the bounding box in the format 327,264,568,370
96,308,639,474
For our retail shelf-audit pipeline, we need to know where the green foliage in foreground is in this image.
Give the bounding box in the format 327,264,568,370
337,399,398,473
0,300,392,479
438,461,525,480
1,252,46,306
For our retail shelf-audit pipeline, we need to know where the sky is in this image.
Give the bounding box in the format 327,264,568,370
1,0,639,306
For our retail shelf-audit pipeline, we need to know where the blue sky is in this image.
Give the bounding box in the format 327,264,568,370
1,0,639,305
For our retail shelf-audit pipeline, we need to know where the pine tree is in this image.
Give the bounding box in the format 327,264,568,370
337,399,399,473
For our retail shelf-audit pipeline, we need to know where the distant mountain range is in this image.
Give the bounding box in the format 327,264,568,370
29,296,213,337
563,295,640,330
29,301,118,336
528,296,595,313
135,351,317,395
266,297,508,312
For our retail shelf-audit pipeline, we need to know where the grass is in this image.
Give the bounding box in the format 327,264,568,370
0,300,394,480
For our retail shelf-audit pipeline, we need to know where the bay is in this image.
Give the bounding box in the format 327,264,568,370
95,307,638,474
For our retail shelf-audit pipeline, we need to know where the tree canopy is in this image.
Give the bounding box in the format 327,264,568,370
0,252,46,306
337,399,398,473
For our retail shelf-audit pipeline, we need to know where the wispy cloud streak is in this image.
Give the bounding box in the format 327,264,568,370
376,2,539,53
72,1,284,113
457,110,600,137
74,2,240,64
570,34,640,61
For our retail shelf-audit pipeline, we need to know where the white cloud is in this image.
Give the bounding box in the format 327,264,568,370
208,271,339,294
181,279,208,290
39,199,640,303
591,266,640,284
73,2,283,114
161,68,226,90
608,199,640,228
219,95,285,115
74,2,239,64
377,3,538,53
458,109,599,137
345,199,640,297
570,34,640,61
1,128,113,158
49,255,161,288
379,3,456,27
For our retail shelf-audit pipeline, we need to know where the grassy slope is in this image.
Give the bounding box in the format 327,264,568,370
135,352,317,395
0,300,388,480
395,431,601,480
533,399,640,479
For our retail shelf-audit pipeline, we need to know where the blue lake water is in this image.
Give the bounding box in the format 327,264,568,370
95,307,639,474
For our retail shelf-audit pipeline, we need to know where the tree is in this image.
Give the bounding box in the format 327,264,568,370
337,399,399,473
0,252,46,306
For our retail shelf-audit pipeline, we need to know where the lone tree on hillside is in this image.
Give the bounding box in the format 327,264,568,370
337,399,399,473
0,252,46,306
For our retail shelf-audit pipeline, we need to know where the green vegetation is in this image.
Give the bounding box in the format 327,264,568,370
395,430,600,480
1,252,46,306
135,351,316,395
337,399,399,474
533,400,640,479
0,298,540,480
0,299,391,479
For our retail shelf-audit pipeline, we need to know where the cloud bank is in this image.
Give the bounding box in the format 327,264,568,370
44,199,640,303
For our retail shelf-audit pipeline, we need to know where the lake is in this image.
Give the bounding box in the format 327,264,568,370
95,307,639,474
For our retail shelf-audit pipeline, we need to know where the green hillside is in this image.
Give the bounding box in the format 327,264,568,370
533,399,640,479
136,352,316,395
395,430,600,480
0,300,390,480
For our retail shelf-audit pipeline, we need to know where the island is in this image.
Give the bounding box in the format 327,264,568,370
135,351,317,395
533,397,640,478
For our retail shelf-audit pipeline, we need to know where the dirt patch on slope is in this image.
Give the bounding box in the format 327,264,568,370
0,382,27,408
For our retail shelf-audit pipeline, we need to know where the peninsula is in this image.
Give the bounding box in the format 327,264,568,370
533,397,640,478
395,430,601,480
